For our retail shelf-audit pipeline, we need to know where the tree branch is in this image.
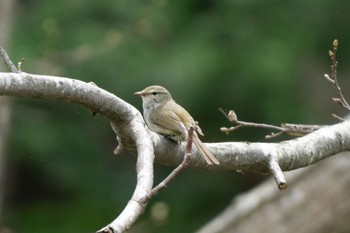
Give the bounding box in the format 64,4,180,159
1,71,350,231
0,46,18,72
0,71,154,233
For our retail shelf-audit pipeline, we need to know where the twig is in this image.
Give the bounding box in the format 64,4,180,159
268,159,287,190
219,108,324,138
219,108,284,132
149,127,194,197
0,46,19,72
324,39,350,112
331,113,345,121
280,123,324,136
111,123,126,155
17,58,25,72
113,136,125,155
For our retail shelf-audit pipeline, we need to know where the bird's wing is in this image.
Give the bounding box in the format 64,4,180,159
171,102,205,136
148,105,187,138
166,100,206,136
169,102,194,127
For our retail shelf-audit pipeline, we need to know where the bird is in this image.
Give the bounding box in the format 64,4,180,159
134,85,220,165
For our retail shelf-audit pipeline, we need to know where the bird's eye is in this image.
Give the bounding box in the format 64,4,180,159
152,92,158,96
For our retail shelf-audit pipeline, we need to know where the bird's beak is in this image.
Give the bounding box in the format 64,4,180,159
134,90,144,96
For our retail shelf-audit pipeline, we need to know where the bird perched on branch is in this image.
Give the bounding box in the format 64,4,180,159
135,85,220,165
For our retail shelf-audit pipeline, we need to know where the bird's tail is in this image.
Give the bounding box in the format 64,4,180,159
192,133,220,165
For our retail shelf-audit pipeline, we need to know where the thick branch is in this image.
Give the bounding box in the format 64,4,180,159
1,72,350,173
1,72,350,229
0,72,154,232
152,121,350,173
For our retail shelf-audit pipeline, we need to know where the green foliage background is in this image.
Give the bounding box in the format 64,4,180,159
3,0,350,232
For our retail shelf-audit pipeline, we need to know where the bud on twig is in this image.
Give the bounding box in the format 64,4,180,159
333,39,338,49
227,110,238,122
324,74,334,83
332,97,342,104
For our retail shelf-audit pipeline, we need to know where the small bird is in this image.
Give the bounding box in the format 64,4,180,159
135,85,220,165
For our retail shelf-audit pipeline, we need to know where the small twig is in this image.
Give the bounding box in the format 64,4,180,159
332,114,345,121
17,58,25,72
219,108,284,132
265,131,284,139
0,46,19,72
324,39,350,112
149,127,194,197
281,123,324,136
268,159,287,190
111,123,126,155
113,136,125,155
219,108,323,138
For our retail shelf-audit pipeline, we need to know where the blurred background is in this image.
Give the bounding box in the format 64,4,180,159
1,0,350,232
